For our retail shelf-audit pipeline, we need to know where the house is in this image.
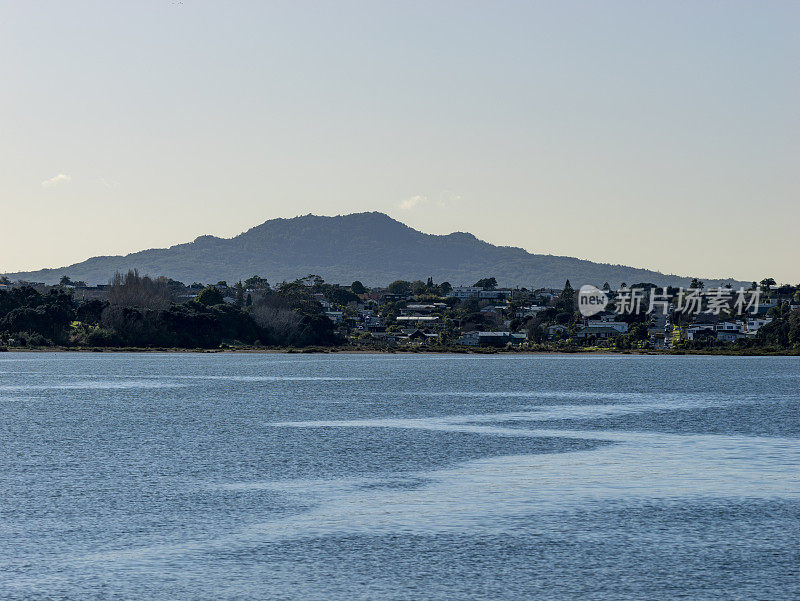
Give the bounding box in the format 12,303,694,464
480,306,506,315
686,324,716,340
478,289,513,300
547,324,568,340
363,315,385,332
368,332,396,342
576,325,624,339
403,330,439,344
717,330,745,342
515,306,547,319
591,313,618,323
457,331,527,347
755,298,779,314
405,303,445,312
746,317,772,333
586,319,627,333
395,316,439,324
716,321,744,332
324,311,343,324
534,289,560,301
447,286,483,299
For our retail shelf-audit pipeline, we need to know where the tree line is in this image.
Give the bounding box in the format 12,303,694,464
0,271,336,348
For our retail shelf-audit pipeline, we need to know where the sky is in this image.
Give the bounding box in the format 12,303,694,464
1,1,798,283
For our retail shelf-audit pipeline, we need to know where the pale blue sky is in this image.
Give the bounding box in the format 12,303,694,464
1,1,798,282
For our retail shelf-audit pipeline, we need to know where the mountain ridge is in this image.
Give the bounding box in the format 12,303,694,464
3,212,744,288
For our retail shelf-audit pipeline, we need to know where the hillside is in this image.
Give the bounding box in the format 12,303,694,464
3,212,743,288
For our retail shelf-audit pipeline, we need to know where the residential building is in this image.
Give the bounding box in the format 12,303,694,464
457,331,527,347
447,286,483,299
576,326,624,339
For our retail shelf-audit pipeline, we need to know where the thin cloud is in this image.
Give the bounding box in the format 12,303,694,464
398,192,461,210
41,173,72,188
398,195,427,210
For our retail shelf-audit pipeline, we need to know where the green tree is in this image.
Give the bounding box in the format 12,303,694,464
244,275,270,290
690,278,704,290
411,280,427,295
350,280,367,295
473,277,497,290
628,323,649,341
789,309,800,345
234,281,245,307
59,275,73,286
760,277,776,293
196,286,225,306
559,280,575,314
387,280,412,296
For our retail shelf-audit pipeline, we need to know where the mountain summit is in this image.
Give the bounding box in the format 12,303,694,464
3,212,740,288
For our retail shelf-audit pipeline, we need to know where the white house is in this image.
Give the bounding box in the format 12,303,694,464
586,319,627,333
479,289,513,300
395,316,439,323
717,321,744,332
745,317,772,333
447,286,482,299
457,331,526,346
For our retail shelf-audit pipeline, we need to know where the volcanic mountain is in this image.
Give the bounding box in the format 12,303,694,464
3,212,741,288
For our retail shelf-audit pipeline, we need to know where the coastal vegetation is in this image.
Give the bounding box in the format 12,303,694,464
1,271,798,354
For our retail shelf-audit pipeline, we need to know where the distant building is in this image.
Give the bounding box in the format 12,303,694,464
457,331,527,347
576,326,624,339
717,330,745,342
547,324,568,340
363,315,385,332
586,319,627,333
447,286,482,299
324,311,343,324
746,317,772,333
686,324,716,340
717,321,744,332
405,303,445,312
515,306,547,318
478,289,513,300
395,316,439,323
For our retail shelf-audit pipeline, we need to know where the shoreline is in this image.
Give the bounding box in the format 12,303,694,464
2,346,797,357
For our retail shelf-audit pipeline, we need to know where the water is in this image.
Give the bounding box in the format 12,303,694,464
0,352,798,600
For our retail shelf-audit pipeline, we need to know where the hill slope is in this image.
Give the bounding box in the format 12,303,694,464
3,212,742,288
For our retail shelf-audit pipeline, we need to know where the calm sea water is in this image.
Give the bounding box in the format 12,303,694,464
0,352,798,600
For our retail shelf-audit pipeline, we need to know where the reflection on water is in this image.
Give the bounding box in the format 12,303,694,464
0,352,798,600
